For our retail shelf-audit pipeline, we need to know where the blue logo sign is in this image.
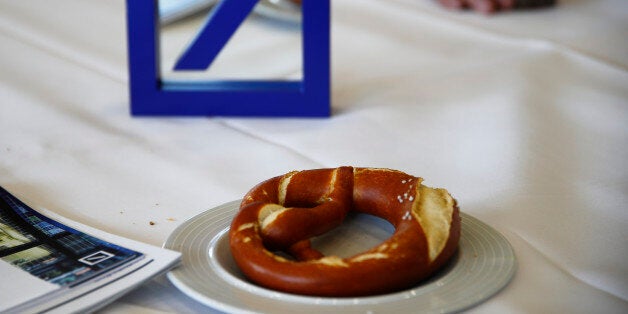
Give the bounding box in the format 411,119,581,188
126,0,330,117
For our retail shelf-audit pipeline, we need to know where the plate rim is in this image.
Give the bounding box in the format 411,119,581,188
253,0,301,24
164,200,517,313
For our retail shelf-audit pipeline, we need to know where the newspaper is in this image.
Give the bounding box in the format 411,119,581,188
0,186,181,313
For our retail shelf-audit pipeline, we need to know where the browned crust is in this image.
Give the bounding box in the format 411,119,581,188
229,167,460,297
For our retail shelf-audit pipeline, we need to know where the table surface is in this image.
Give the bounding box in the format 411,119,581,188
1,0,626,313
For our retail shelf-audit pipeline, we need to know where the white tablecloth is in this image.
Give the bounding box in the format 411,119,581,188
1,0,626,313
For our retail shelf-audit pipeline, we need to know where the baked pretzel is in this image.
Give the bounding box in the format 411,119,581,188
229,167,460,297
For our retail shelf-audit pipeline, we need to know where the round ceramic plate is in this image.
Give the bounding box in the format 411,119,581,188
254,0,301,24
164,200,516,314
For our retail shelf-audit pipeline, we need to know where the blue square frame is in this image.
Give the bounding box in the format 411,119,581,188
126,0,330,117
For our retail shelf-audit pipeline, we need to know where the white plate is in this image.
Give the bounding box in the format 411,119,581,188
159,0,217,24
254,0,301,25
164,200,516,314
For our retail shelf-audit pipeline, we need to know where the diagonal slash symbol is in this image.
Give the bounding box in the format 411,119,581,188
79,251,115,265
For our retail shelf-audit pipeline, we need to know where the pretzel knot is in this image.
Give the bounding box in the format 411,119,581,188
229,167,460,297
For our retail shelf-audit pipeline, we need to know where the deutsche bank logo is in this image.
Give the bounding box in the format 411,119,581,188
126,0,330,117
79,251,115,266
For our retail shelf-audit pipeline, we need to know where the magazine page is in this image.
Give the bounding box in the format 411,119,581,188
0,187,181,313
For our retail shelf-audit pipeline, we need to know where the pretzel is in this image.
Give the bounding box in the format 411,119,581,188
229,167,460,297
